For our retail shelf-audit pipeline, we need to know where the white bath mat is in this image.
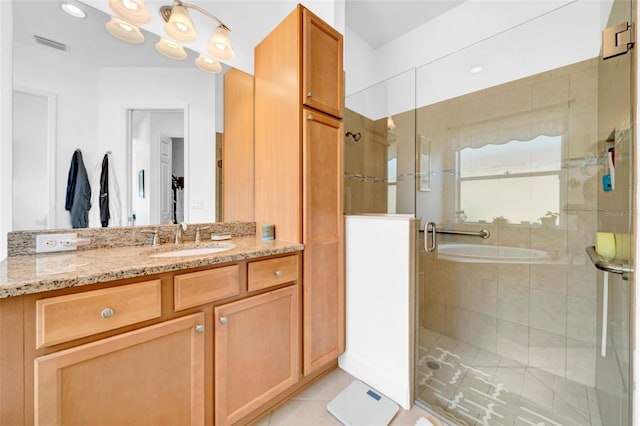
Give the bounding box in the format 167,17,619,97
327,380,399,426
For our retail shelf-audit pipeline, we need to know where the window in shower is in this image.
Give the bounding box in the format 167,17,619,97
457,134,563,224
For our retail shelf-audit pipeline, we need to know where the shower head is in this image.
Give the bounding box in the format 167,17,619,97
345,131,361,142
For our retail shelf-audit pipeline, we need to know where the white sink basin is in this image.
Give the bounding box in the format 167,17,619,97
149,244,236,258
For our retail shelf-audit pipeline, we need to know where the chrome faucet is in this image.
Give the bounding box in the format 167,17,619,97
141,228,159,247
175,222,187,245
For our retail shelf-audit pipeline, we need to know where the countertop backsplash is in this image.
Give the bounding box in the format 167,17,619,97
7,222,256,257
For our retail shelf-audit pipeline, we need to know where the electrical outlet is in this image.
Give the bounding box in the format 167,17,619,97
36,233,78,253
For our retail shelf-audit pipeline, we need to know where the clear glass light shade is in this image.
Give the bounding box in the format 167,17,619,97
207,26,234,62
105,16,144,43
108,0,150,25
164,6,197,42
195,54,222,73
155,38,188,60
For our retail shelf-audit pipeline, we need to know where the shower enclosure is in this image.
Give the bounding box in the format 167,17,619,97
344,0,634,424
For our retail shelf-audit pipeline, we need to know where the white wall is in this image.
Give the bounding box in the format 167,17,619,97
345,0,609,113
0,1,12,260
13,42,101,230
340,214,417,409
12,91,48,230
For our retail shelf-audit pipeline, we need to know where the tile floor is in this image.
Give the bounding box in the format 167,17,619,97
250,328,604,426
416,328,603,426
251,368,444,426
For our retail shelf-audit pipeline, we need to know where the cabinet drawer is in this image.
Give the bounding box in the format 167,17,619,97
174,265,240,311
36,280,161,349
248,255,299,292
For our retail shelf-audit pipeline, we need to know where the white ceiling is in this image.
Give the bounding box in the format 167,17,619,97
345,0,466,49
13,0,467,74
14,1,197,68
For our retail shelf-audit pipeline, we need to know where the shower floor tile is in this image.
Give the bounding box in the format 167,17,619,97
416,327,600,426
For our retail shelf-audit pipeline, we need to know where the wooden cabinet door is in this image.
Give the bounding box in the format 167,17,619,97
34,313,205,426
302,8,343,118
223,68,254,222
302,109,345,375
214,285,299,426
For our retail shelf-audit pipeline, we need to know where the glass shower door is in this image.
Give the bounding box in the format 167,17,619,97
594,0,634,424
414,0,634,425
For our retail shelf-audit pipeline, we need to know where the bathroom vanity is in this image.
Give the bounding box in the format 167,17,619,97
0,229,343,426
1,3,346,424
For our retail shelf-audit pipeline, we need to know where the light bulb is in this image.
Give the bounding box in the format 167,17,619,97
61,3,87,18
195,54,222,73
164,5,196,42
123,0,138,10
155,38,187,60
105,16,144,43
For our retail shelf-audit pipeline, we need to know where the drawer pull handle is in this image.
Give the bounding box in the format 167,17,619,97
101,308,115,319
307,91,313,97
307,114,314,121
274,269,283,277
195,324,205,333
219,316,228,325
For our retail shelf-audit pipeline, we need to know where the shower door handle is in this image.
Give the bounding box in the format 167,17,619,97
424,221,437,253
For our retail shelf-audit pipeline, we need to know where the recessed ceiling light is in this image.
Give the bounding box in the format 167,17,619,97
60,2,87,19
470,65,484,74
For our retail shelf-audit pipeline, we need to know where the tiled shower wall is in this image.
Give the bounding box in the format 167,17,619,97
418,58,600,387
343,108,389,214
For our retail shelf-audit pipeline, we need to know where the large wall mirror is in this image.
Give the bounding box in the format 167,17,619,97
11,0,227,230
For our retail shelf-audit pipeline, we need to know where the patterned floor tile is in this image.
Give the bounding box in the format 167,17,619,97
417,328,601,426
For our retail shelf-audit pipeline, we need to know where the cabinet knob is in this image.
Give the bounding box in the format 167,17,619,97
274,269,283,277
307,114,314,121
195,324,205,333
219,316,228,325
100,308,115,319
307,91,313,97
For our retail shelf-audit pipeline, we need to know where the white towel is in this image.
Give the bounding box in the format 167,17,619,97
89,152,122,227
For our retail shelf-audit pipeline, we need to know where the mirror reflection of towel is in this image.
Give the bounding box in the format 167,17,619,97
65,149,91,228
99,154,109,227
89,152,121,227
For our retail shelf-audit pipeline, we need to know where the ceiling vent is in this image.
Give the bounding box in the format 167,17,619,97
34,35,68,52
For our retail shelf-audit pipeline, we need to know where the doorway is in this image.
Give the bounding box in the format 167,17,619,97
12,89,55,231
128,109,185,226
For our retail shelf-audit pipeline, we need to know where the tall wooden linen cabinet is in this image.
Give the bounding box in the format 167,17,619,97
254,5,345,375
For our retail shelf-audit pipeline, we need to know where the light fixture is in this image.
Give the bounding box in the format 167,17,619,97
108,0,150,25
155,37,188,60
470,65,484,74
105,16,145,43
208,26,235,61
106,0,235,72
160,1,234,63
164,5,196,42
61,3,87,19
195,54,222,73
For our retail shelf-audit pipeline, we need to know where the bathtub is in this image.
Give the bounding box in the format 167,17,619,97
435,243,553,263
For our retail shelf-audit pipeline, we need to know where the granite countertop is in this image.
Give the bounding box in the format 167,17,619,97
0,236,304,298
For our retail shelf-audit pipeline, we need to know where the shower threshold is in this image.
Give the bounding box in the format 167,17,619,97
416,328,602,426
